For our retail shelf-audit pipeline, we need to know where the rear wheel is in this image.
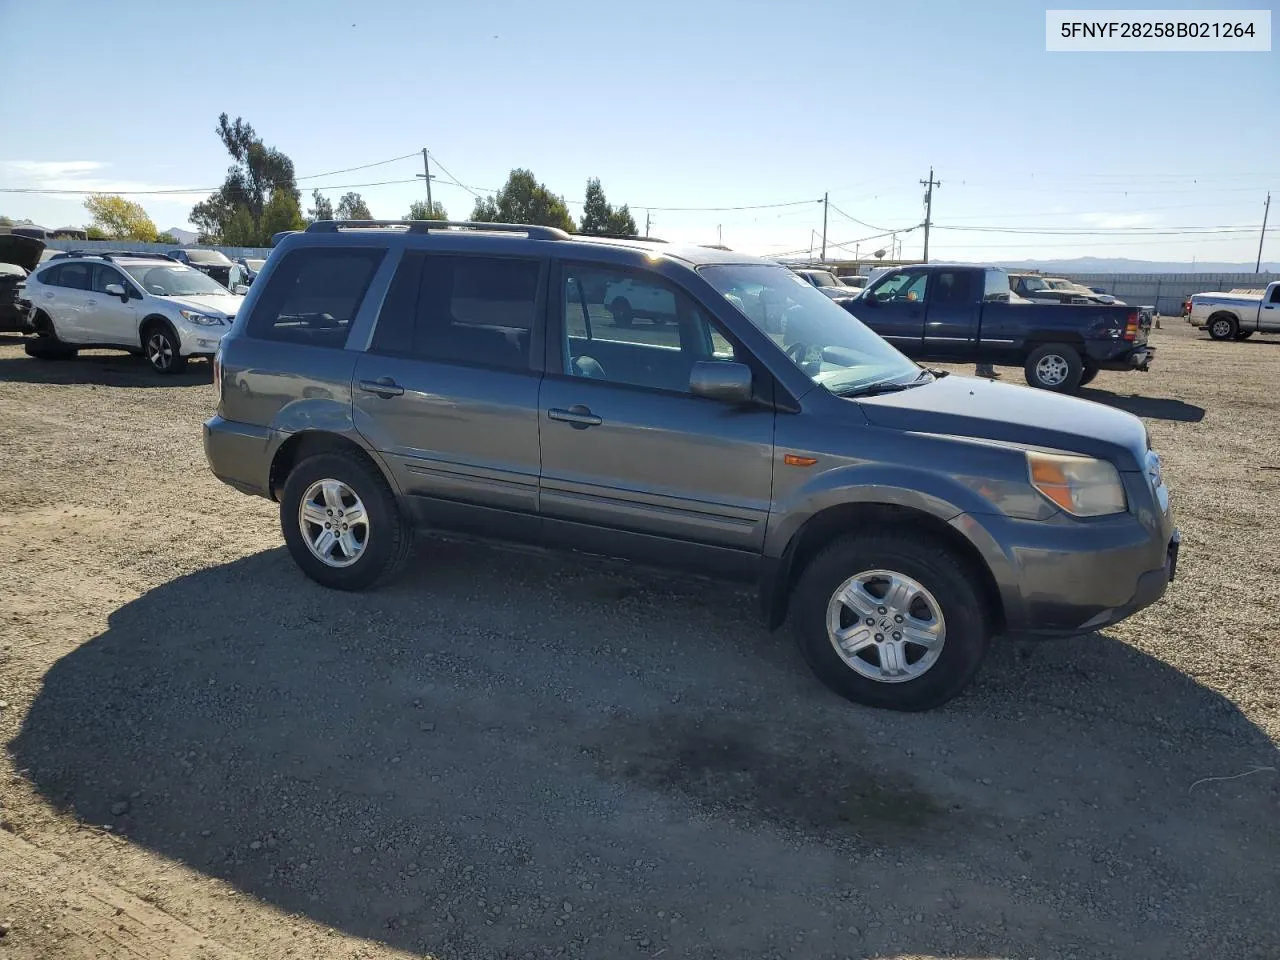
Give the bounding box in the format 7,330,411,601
1024,343,1083,392
23,312,77,361
1078,363,1099,387
1208,315,1238,340
280,451,413,590
790,532,992,711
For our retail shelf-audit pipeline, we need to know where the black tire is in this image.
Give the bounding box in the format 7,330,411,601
610,297,634,328
1234,330,1254,340
279,451,414,591
1078,364,1099,387
23,312,77,361
1023,342,1083,392
790,532,992,711
142,321,187,374
1207,314,1237,341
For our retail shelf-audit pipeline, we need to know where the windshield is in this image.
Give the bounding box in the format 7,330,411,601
122,263,232,296
178,249,232,266
1020,276,1048,292
700,263,920,395
803,270,840,287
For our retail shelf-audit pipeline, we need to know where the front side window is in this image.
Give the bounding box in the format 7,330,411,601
1270,285,1280,304
123,263,234,297
245,247,386,348
701,262,919,396
372,253,540,370
91,265,129,294
561,264,738,393
868,270,928,303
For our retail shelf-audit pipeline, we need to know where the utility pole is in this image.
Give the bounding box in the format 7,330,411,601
417,148,434,214
920,166,941,263
644,210,652,238
821,192,829,261
1257,191,1271,273
718,224,722,247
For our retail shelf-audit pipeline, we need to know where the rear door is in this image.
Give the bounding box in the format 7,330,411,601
351,251,545,540
538,261,774,575
88,264,139,345
921,268,979,360
857,268,927,354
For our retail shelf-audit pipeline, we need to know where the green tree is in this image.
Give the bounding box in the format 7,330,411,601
190,114,300,243
262,190,306,238
335,192,372,220
83,194,159,241
220,206,259,246
85,225,110,240
578,178,636,236
469,169,573,232
155,232,178,244
406,199,448,221
0,215,12,227
308,189,334,222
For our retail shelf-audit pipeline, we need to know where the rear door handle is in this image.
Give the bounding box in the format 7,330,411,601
548,405,602,428
358,377,404,398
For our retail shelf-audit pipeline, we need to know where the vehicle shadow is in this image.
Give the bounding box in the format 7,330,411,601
1078,387,1206,423
0,353,212,388
10,543,1279,959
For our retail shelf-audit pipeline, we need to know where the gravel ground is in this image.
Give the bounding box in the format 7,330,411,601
1,320,1278,960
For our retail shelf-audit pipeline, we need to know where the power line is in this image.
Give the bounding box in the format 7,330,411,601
934,224,1259,236
296,151,420,182
425,152,482,200
827,203,913,234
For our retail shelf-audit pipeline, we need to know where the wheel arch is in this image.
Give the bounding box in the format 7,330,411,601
138,312,177,348
761,501,1006,634
268,430,395,503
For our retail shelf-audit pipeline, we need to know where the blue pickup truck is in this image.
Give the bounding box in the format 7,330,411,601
849,264,1153,391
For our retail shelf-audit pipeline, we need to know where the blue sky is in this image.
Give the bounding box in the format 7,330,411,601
0,0,1274,263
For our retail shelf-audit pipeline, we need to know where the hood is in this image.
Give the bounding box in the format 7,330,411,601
0,234,46,272
856,375,1149,470
166,293,245,316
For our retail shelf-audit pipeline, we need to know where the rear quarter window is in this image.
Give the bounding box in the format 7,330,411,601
245,247,386,349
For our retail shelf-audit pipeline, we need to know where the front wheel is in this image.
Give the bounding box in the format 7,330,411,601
1024,343,1083,392
280,451,414,590
144,324,187,373
790,532,992,711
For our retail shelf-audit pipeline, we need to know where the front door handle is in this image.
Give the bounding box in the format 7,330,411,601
358,377,404,398
87,298,97,306
548,405,602,428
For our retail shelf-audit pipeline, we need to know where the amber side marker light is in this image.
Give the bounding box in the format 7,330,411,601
784,454,818,467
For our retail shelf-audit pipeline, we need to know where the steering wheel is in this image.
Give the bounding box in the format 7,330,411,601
785,341,810,364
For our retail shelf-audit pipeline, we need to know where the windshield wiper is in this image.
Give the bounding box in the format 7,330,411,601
836,369,934,398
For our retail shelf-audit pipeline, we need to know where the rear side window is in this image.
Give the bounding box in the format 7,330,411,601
983,269,1011,302
371,253,541,371
246,247,385,348
36,265,63,286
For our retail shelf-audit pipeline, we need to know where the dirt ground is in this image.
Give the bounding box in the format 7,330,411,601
1,319,1278,960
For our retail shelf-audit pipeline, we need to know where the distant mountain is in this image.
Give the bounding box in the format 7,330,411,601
994,256,1280,275
164,227,198,245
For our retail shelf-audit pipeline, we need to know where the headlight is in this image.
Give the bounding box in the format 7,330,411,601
179,309,224,326
1027,452,1126,517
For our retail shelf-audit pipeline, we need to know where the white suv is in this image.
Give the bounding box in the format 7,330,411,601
22,252,245,373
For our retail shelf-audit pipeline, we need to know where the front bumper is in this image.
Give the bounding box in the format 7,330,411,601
177,325,229,357
953,506,1179,637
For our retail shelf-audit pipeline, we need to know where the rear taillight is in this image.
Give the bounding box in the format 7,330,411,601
212,345,223,398
1123,311,1139,341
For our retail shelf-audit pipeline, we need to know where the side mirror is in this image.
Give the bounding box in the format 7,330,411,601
233,284,249,295
104,282,126,299
862,291,879,305
689,360,753,404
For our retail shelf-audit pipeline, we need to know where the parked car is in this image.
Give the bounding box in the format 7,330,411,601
839,275,868,290
1189,281,1280,340
603,275,678,326
168,248,250,292
22,252,244,372
0,234,44,331
203,220,1178,712
850,264,1152,390
235,257,267,285
791,268,860,304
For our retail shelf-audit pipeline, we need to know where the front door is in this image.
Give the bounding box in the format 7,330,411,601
351,250,546,541
539,262,774,576
1261,285,1280,332
89,265,139,346
856,268,928,355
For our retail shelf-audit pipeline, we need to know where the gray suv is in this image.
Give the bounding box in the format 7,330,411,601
204,220,1179,711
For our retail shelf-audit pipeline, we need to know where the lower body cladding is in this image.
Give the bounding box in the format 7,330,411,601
953,509,1178,636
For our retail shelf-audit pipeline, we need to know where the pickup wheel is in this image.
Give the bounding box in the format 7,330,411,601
790,532,991,711
280,451,414,591
1078,363,1099,387
1024,343,1083,392
1207,314,1238,340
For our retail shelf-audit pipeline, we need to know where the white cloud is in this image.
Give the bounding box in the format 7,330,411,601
0,160,210,196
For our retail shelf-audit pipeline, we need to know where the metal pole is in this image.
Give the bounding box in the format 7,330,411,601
645,210,651,238
920,166,940,264
1257,192,1271,273
420,148,434,213
821,192,828,261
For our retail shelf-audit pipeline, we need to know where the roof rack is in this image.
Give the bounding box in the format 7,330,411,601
304,219,571,241
47,250,177,262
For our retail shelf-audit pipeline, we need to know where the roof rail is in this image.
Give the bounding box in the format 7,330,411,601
304,219,571,241
47,250,177,262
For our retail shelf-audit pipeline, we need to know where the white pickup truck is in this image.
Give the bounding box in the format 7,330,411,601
1190,280,1280,340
